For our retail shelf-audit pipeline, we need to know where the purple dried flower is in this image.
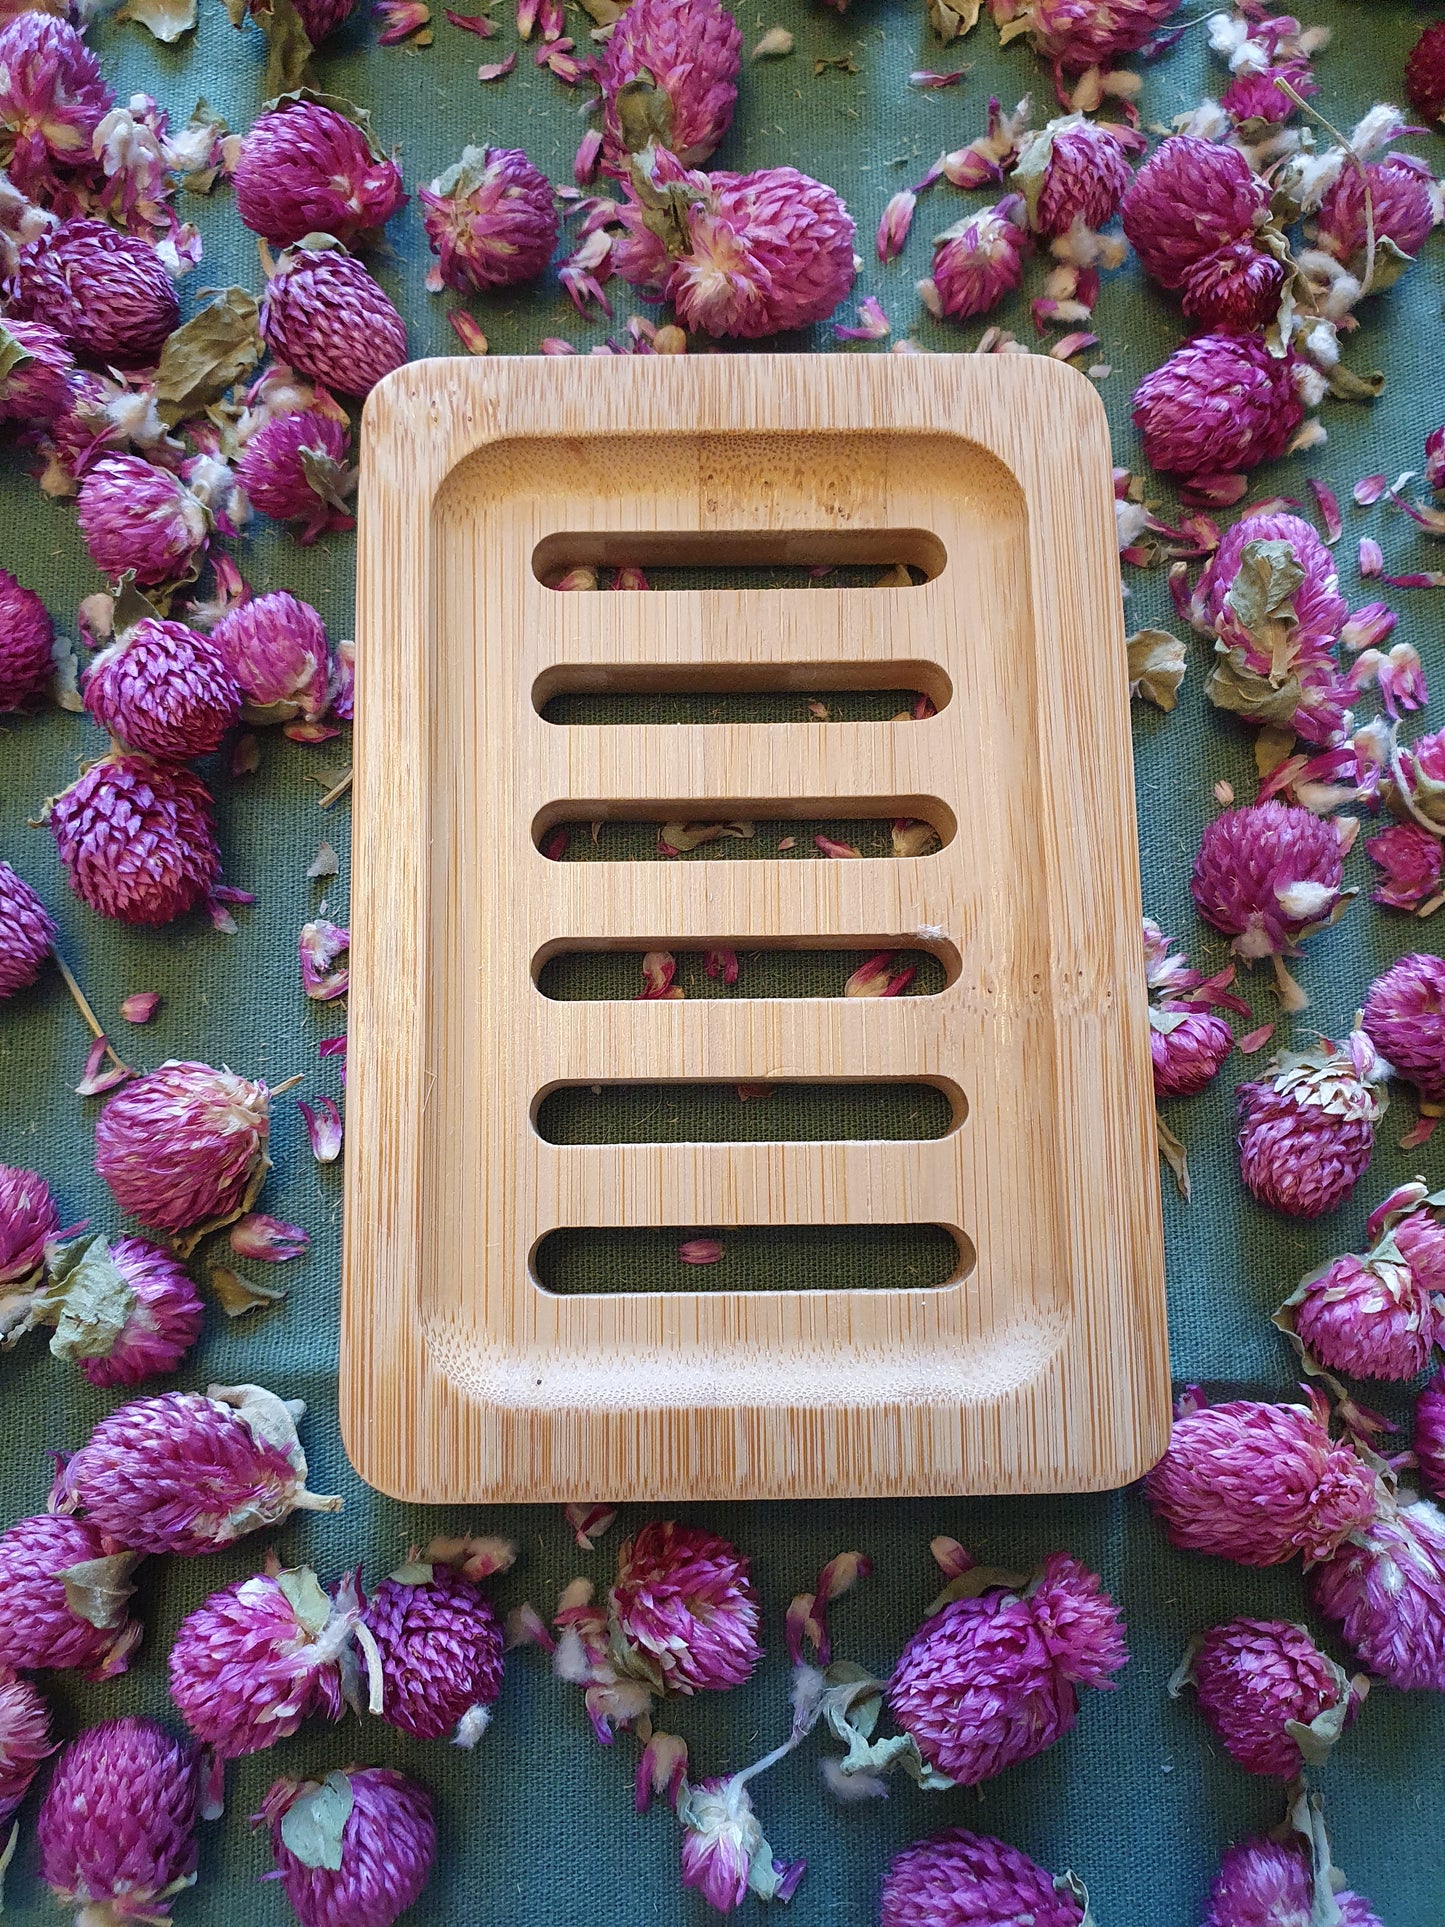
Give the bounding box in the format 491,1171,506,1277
1017,114,1131,238
1194,513,1346,656
0,1512,142,1678
362,1551,507,1743
261,1766,436,1927
234,101,406,248
1222,63,1312,126
612,1521,761,1696
259,240,408,399
1133,334,1304,482
614,145,855,338
1204,1836,1382,1927
600,0,741,172
300,919,349,1000
237,407,355,546
887,1552,1126,1786
1366,822,1441,911
1176,1617,1362,1776
1145,1389,1379,1567
0,565,54,712
1408,20,1445,125
880,1829,1086,1927
37,1718,198,1922
1317,155,1440,272
1238,1031,1388,1218
24,1233,203,1387
60,1382,341,1555
0,861,55,998
919,198,1026,322
677,1774,804,1916
1015,0,1180,78
77,457,208,589
1180,240,1286,331
1417,1373,1445,1501
1289,1247,1439,1380
0,315,74,424
95,1059,270,1234
170,1565,373,1758
1122,137,1271,289
1362,952,1445,1105
0,1162,58,1293
0,15,111,195
1191,800,1350,982
419,145,559,292
0,1667,52,1829
49,755,221,926
1308,1497,1445,1691
212,590,331,722
1143,917,1240,1098
84,613,239,761
10,219,178,368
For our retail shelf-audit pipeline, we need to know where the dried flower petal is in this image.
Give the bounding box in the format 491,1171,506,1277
230,1213,310,1263
677,1237,723,1264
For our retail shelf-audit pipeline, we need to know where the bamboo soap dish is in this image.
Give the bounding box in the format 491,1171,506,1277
343,353,1169,1504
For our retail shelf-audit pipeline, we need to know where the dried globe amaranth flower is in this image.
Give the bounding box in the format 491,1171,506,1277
234,99,406,249
0,862,55,998
237,407,355,546
37,1718,198,1926
0,565,54,713
49,755,222,927
0,1510,143,1678
1171,1617,1364,1776
83,606,239,761
600,0,741,172
211,588,332,722
1237,1030,1389,1219
419,145,559,293
10,219,178,367
259,237,407,399
259,1767,436,1927
881,1829,1088,1927
95,1058,271,1238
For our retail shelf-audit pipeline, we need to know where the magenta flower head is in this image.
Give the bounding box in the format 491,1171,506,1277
259,238,407,399
676,1773,804,1916
235,101,405,248
237,407,354,546
1281,1183,1445,1380
0,863,55,999
77,456,209,590
0,14,112,194
1308,1497,1445,1691
0,1511,142,1678
24,1234,203,1388
49,755,221,926
170,1564,375,1758
84,610,240,762
886,1552,1126,1787
38,1717,198,1924
1361,952,1445,1106
918,197,1026,322
1142,916,1237,1098
1015,114,1132,238
0,1666,52,1830
0,565,54,712
59,1382,341,1556
212,589,331,722
881,1829,1087,1927
95,1060,271,1236
1316,155,1440,271
1191,801,1351,994
1145,1388,1379,1567
1204,1836,1382,1927
1408,21,1445,126
1179,239,1286,331
1194,512,1346,658
1122,137,1270,288
1366,821,1441,912
611,1520,762,1696
1013,0,1180,79
10,219,178,367
600,0,741,171
419,145,559,293
1238,1030,1389,1218
615,145,856,338
1134,333,1304,483
1417,1374,1445,1502
362,1538,512,1744
260,1766,436,1927
1173,1617,1363,1776
0,315,74,425
0,1162,58,1294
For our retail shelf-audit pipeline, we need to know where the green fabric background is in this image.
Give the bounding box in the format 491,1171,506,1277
3,0,1445,1917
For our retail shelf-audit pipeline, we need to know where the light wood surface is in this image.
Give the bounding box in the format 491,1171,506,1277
343,353,1170,1503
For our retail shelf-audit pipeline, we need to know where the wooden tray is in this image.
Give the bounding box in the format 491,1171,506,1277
342,353,1169,1504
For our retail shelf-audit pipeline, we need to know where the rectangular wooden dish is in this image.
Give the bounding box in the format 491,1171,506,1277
342,352,1169,1504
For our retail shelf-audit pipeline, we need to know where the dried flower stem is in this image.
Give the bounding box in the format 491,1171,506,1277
318,768,353,810
270,1074,305,1096
1272,76,1377,295
52,953,131,1075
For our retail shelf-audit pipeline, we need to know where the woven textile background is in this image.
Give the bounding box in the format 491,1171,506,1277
3,0,1445,1918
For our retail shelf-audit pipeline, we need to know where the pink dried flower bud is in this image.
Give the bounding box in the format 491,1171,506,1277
1179,240,1286,331
0,1161,58,1290
1017,113,1131,238
235,101,406,248
1145,1390,1379,1567
29,1234,203,1387
237,406,355,545
1204,1836,1382,1927
1222,62,1312,126
600,0,740,171
614,146,855,338
0,565,54,712
170,1565,371,1757
231,1212,310,1262
1362,952,1445,1104
11,219,178,368
212,589,330,723
0,863,55,999
1016,0,1180,78
1238,1031,1388,1218
677,1774,804,1915
1408,20,1445,125
612,1521,761,1695
920,197,1026,322
1121,137,1271,289
1365,822,1441,911
38,1718,198,1923
1176,1617,1363,1776
1133,334,1304,482
887,1553,1126,1785
1316,154,1440,271
259,239,408,399
0,14,111,194
0,315,73,425
0,1666,52,1831
1150,1004,1234,1098
881,1829,1086,1927
261,1766,436,1927
1287,1241,1441,1381
95,1059,270,1234
49,755,222,927
419,144,559,292
60,1382,341,1555
77,456,208,589
362,1552,506,1744
83,613,239,762
0,1512,142,1677
1191,801,1350,968
1417,1374,1445,1502
1308,1497,1445,1691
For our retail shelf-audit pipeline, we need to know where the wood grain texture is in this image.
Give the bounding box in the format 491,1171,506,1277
343,353,1170,1503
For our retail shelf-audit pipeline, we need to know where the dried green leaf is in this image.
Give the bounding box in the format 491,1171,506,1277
1156,1112,1190,1201
387,1560,435,1586
1011,120,1065,231
0,320,33,386
574,0,624,20
112,574,164,640
49,633,83,713
1363,235,1412,295
56,1551,141,1629
267,88,383,158
155,288,262,426
40,1235,137,1361
1327,362,1385,403
1206,644,1303,728
208,1263,289,1317
1127,628,1188,711
277,1565,333,1637
255,0,316,99
280,1773,353,1872
615,78,674,155
179,99,230,193
298,445,356,514
117,0,196,43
